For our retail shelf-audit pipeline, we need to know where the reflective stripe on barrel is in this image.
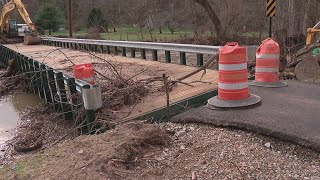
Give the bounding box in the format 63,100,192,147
218,42,249,100
255,38,280,83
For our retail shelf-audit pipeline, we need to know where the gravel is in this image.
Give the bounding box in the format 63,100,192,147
154,123,320,180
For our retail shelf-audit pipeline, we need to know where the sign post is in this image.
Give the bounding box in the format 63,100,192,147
266,0,276,38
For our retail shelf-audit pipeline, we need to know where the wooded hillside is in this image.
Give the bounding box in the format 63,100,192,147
3,0,320,40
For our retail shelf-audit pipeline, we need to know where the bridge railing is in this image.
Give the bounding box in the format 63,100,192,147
41,37,222,68
41,37,257,69
0,45,98,133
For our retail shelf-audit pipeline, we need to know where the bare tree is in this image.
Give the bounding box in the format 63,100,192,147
193,0,225,41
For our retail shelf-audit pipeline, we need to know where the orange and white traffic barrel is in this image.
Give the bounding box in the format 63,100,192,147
249,38,287,87
208,42,261,109
73,64,95,85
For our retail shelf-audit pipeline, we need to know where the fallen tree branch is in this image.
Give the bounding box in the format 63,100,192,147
172,54,218,84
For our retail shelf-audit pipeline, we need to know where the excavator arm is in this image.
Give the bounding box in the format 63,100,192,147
15,0,35,32
0,0,35,33
0,0,15,33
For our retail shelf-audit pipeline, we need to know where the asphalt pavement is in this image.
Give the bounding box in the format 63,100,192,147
171,80,320,152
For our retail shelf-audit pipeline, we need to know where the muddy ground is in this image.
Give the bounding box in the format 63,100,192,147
0,66,77,165
0,121,319,180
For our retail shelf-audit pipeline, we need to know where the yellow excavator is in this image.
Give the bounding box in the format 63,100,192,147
0,0,40,45
287,22,320,83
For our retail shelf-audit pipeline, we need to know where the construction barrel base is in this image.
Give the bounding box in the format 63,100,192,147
207,94,262,110
249,81,287,88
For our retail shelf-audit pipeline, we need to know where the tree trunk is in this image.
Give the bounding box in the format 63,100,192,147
194,0,225,42
288,0,304,36
302,0,314,35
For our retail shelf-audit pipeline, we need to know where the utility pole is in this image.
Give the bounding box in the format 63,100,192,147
68,0,73,38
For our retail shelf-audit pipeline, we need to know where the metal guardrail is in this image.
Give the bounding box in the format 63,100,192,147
41,37,257,68
41,37,221,55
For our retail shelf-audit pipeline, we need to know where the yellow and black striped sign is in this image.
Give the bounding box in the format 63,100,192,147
266,0,276,17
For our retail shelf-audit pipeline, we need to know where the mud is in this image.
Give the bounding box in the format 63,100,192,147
0,94,42,155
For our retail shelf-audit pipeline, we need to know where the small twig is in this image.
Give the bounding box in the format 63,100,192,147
188,80,212,85
125,69,148,82
177,81,195,87
94,69,113,81
83,45,127,84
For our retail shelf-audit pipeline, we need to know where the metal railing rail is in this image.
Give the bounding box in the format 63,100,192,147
41,37,221,55
41,37,257,68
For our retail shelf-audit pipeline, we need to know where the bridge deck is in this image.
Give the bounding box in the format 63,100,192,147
6,44,219,119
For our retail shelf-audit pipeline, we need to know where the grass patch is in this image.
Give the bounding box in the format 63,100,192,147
51,26,194,41
0,154,44,179
50,26,266,43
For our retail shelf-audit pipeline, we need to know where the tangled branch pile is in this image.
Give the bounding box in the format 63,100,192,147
93,60,166,121
11,105,76,153
0,61,29,97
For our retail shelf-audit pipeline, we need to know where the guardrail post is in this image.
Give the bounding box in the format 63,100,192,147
82,85,95,134
114,47,118,55
197,54,204,67
19,54,26,73
180,52,186,65
152,50,158,61
0,45,3,62
106,46,111,54
55,72,72,120
122,47,126,57
100,45,104,53
15,53,22,72
4,48,8,65
94,45,98,52
66,77,77,120
6,49,9,64
141,49,146,59
6,49,11,65
33,61,45,99
28,58,38,93
47,68,59,111
216,56,219,70
131,48,136,58
40,64,52,103
24,56,33,90
165,51,171,63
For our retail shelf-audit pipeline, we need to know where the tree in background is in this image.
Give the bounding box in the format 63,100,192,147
34,4,63,35
87,8,108,32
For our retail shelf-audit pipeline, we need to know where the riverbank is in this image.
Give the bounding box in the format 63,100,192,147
0,68,77,165
0,121,319,179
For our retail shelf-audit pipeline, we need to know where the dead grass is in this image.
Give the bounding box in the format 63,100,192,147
3,122,173,180
1,122,319,180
